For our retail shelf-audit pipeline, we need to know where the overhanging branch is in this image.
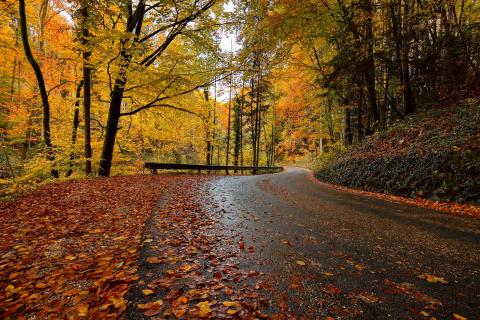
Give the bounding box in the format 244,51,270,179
120,103,200,118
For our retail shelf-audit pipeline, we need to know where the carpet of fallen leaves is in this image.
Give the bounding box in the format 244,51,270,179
0,175,180,319
126,177,272,319
307,170,480,218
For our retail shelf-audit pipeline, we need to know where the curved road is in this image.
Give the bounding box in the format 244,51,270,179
207,167,480,319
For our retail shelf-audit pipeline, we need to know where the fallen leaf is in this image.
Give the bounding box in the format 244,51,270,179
146,257,163,264
418,274,448,284
452,314,467,320
77,304,89,316
322,285,341,295
179,265,193,272
142,289,155,296
35,283,48,289
355,264,365,271
197,301,211,317
296,260,306,266
172,306,187,318
143,309,162,316
176,296,188,304
222,301,241,307
137,300,163,310
227,309,240,315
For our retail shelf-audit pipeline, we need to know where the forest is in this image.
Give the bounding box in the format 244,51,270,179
1,0,479,188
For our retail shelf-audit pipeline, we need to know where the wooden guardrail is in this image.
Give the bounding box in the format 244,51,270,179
144,163,283,174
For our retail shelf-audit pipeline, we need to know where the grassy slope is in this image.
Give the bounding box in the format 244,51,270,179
316,99,480,205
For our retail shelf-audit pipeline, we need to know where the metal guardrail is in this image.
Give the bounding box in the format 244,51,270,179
144,162,283,174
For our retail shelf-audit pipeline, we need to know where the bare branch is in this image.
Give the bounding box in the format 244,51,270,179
120,103,200,118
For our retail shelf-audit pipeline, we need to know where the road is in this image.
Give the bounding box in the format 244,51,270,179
206,167,480,319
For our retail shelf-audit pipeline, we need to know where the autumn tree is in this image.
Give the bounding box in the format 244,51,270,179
18,0,58,177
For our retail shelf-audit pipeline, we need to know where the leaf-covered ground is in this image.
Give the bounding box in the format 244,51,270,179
0,175,185,318
317,101,480,206
125,178,271,319
0,174,274,319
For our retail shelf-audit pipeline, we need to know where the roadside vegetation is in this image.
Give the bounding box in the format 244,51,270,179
316,100,480,205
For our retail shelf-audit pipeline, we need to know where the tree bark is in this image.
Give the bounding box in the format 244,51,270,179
67,80,84,177
81,0,93,175
225,69,233,174
362,0,380,129
18,0,58,177
98,1,145,177
345,107,353,145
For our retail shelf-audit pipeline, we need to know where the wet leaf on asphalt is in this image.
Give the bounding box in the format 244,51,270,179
418,274,448,284
322,285,341,295
296,260,306,266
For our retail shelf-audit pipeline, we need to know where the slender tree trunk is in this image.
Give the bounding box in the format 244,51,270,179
324,98,335,142
239,85,244,169
255,101,261,167
225,70,232,174
383,68,391,127
362,0,380,129
357,85,364,142
81,0,93,175
18,0,58,177
233,84,244,172
204,87,211,165
270,102,275,167
212,74,217,165
400,0,415,114
254,72,262,168
9,21,18,104
249,77,256,168
345,107,352,145
67,80,84,177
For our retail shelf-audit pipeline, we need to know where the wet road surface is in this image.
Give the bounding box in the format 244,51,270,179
207,167,480,319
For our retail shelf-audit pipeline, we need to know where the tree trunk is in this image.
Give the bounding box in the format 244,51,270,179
67,80,84,177
98,1,146,176
80,0,92,176
18,0,58,177
204,87,211,165
249,77,257,169
398,0,415,115
225,70,232,174
345,107,353,145
253,52,262,169
211,74,217,165
81,0,93,175
98,79,125,177
362,0,380,129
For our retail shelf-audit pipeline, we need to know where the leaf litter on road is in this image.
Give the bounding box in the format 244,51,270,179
126,177,271,319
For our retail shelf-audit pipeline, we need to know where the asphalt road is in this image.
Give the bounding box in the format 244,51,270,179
206,167,480,319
